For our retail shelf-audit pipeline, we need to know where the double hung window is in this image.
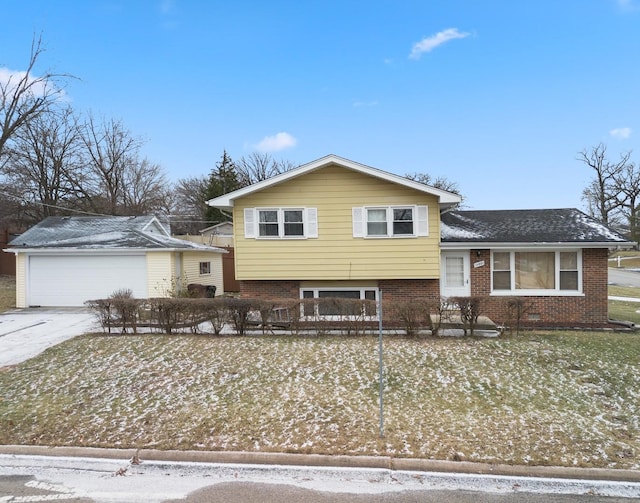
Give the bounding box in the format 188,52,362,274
492,250,581,293
353,205,428,238
300,288,378,319
244,207,318,239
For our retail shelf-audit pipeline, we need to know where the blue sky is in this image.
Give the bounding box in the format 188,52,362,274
1,0,639,211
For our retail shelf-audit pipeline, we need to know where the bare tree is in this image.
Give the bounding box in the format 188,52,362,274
121,158,170,215
405,172,461,195
236,152,296,185
2,105,83,223
170,175,209,234
577,143,629,225
611,161,640,242
0,35,72,163
79,115,143,214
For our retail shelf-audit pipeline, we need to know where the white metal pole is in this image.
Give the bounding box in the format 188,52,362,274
378,290,384,438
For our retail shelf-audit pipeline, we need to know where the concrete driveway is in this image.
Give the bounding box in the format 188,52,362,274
0,308,96,367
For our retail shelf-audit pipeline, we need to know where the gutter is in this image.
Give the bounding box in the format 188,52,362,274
440,241,636,250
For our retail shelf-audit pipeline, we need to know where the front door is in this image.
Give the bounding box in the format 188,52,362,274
441,251,471,298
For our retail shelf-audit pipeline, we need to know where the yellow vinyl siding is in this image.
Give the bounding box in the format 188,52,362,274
182,252,224,294
234,165,441,281
147,252,174,297
16,254,25,308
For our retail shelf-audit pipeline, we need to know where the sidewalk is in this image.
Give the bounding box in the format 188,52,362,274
1,445,639,484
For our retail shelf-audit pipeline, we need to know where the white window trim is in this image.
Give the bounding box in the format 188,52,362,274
244,207,318,239
352,205,428,238
299,287,379,320
199,261,211,275
490,249,584,296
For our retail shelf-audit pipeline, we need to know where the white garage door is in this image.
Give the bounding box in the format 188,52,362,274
28,254,147,307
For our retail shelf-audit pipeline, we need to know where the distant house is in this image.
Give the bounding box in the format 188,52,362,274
206,154,634,328
4,216,226,307
200,222,233,237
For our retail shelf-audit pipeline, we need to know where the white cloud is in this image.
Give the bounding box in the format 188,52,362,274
610,127,632,140
255,132,297,152
0,67,59,99
409,28,470,59
615,0,638,11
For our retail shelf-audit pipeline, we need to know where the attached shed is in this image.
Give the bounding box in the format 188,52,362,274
4,216,226,307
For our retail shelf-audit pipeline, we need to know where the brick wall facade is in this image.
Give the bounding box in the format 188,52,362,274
240,280,301,299
470,248,609,327
378,279,440,304
238,247,609,328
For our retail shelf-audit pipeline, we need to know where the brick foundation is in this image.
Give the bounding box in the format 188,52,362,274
239,280,300,299
238,248,610,328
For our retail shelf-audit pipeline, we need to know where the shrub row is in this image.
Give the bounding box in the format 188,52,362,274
86,292,527,336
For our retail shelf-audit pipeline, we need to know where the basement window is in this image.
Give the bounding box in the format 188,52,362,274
300,288,378,319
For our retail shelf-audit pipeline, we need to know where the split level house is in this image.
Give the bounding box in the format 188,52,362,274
5,216,226,307
207,154,634,328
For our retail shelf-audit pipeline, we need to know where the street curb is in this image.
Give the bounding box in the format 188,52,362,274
1,445,639,483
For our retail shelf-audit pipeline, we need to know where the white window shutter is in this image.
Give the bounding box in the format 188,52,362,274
416,205,428,236
244,208,256,238
352,207,364,237
306,208,318,238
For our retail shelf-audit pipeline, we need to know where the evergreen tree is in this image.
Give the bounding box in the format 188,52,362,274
204,150,241,224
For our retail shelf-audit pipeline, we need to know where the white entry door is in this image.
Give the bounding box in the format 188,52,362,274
440,251,470,297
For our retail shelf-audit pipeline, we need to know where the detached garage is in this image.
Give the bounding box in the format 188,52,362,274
27,254,147,307
5,216,226,308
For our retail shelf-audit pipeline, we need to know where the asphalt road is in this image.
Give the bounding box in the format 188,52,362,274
1,456,639,503
164,481,638,503
608,267,640,289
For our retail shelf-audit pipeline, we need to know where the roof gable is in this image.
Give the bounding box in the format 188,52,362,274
207,154,461,209
441,208,633,246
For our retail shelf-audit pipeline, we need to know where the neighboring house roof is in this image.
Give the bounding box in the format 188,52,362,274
199,222,233,236
207,154,462,210
5,216,226,252
441,208,635,248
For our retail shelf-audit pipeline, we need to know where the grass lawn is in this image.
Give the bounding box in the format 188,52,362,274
0,332,638,469
0,275,15,312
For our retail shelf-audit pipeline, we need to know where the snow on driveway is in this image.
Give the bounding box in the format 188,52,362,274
0,309,96,367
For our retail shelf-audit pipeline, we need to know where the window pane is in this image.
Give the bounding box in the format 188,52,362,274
393,208,412,221
560,271,578,290
259,210,278,223
368,222,387,235
392,208,413,235
318,290,361,299
493,271,511,290
445,257,464,287
367,209,387,236
515,252,555,289
317,291,359,316
258,210,279,236
493,252,510,270
284,222,304,236
560,252,577,270
302,290,314,299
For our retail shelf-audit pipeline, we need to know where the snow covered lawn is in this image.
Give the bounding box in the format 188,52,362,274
0,332,638,469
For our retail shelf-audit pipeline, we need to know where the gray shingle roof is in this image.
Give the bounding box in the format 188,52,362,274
7,216,224,252
441,208,631,244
